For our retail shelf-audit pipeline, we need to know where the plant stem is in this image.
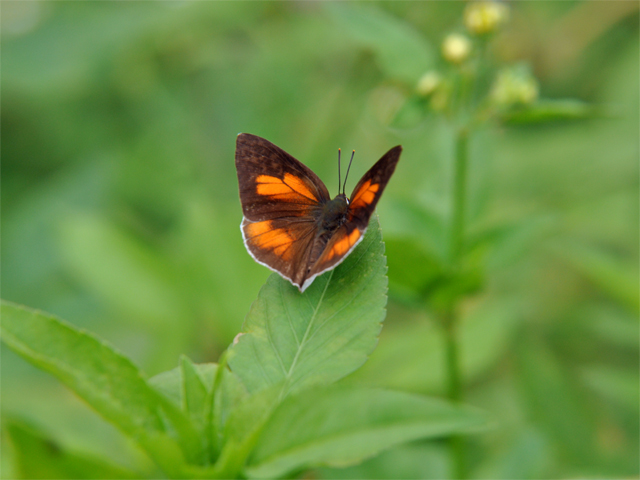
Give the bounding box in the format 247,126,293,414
444,308,461,403
446,126,470,479
444,305,466,479
451,127,469,262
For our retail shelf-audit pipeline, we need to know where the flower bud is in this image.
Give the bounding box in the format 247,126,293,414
464,1,509,35
416,71,442,97
490,66,539,107
442,33,472,64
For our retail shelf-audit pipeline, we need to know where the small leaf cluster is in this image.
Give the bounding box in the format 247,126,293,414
407,1,597,129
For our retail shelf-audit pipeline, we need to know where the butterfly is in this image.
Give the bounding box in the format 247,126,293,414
235,133,402,292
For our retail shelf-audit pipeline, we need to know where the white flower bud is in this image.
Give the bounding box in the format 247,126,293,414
416,71,442,97
464,1,509,35
442,33,472,64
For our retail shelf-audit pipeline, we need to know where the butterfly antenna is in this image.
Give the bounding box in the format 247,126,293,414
338,148,342,195
343,150,355,196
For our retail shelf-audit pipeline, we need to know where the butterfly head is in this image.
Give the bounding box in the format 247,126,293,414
321,193,349,231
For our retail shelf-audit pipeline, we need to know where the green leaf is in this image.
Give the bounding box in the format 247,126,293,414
148,360,248,465
228,216,388,398
212,385,282,479
245,386,489,478
0,301,200,478
326,3,434,83
149,362,217,408
4,419,140,479
500,99,598,125
180,356,209,431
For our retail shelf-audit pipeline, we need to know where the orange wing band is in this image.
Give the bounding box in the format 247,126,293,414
350,179,379,209
328,229,361,260
256,173,316,201
245,220,295,260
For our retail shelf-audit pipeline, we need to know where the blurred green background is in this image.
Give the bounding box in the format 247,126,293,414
2,1,638,478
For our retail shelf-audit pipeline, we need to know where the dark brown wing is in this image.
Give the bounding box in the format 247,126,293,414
347,145,402,227
302,223,364,291
235,133,330,221
242,217,319,288
303,145,402,289
236,133,332,290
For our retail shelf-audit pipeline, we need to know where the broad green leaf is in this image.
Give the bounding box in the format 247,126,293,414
0,301,200,478
4,420,140,479
500,99,598,125
228,216,387,398
245,386,489,478
325,3,434,83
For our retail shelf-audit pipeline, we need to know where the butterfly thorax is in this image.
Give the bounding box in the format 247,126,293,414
318,194,349,233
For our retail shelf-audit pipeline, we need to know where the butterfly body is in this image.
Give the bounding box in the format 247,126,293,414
235,133,401,292
319,194,348,231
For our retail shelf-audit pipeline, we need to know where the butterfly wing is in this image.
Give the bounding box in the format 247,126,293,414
236,133,331,289
303,145,402,289
347,145,402,226
236,133,330,221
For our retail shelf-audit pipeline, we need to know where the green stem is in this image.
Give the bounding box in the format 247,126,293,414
451,127,469,261
446,126,470,479
444,309,461,403
444,306,466,479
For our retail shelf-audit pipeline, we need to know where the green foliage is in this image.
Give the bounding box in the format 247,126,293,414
2,1,638,479
246,386,487,478
0,301,202,477
228,216,387,397
4,420,139,479
1,223,487,479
